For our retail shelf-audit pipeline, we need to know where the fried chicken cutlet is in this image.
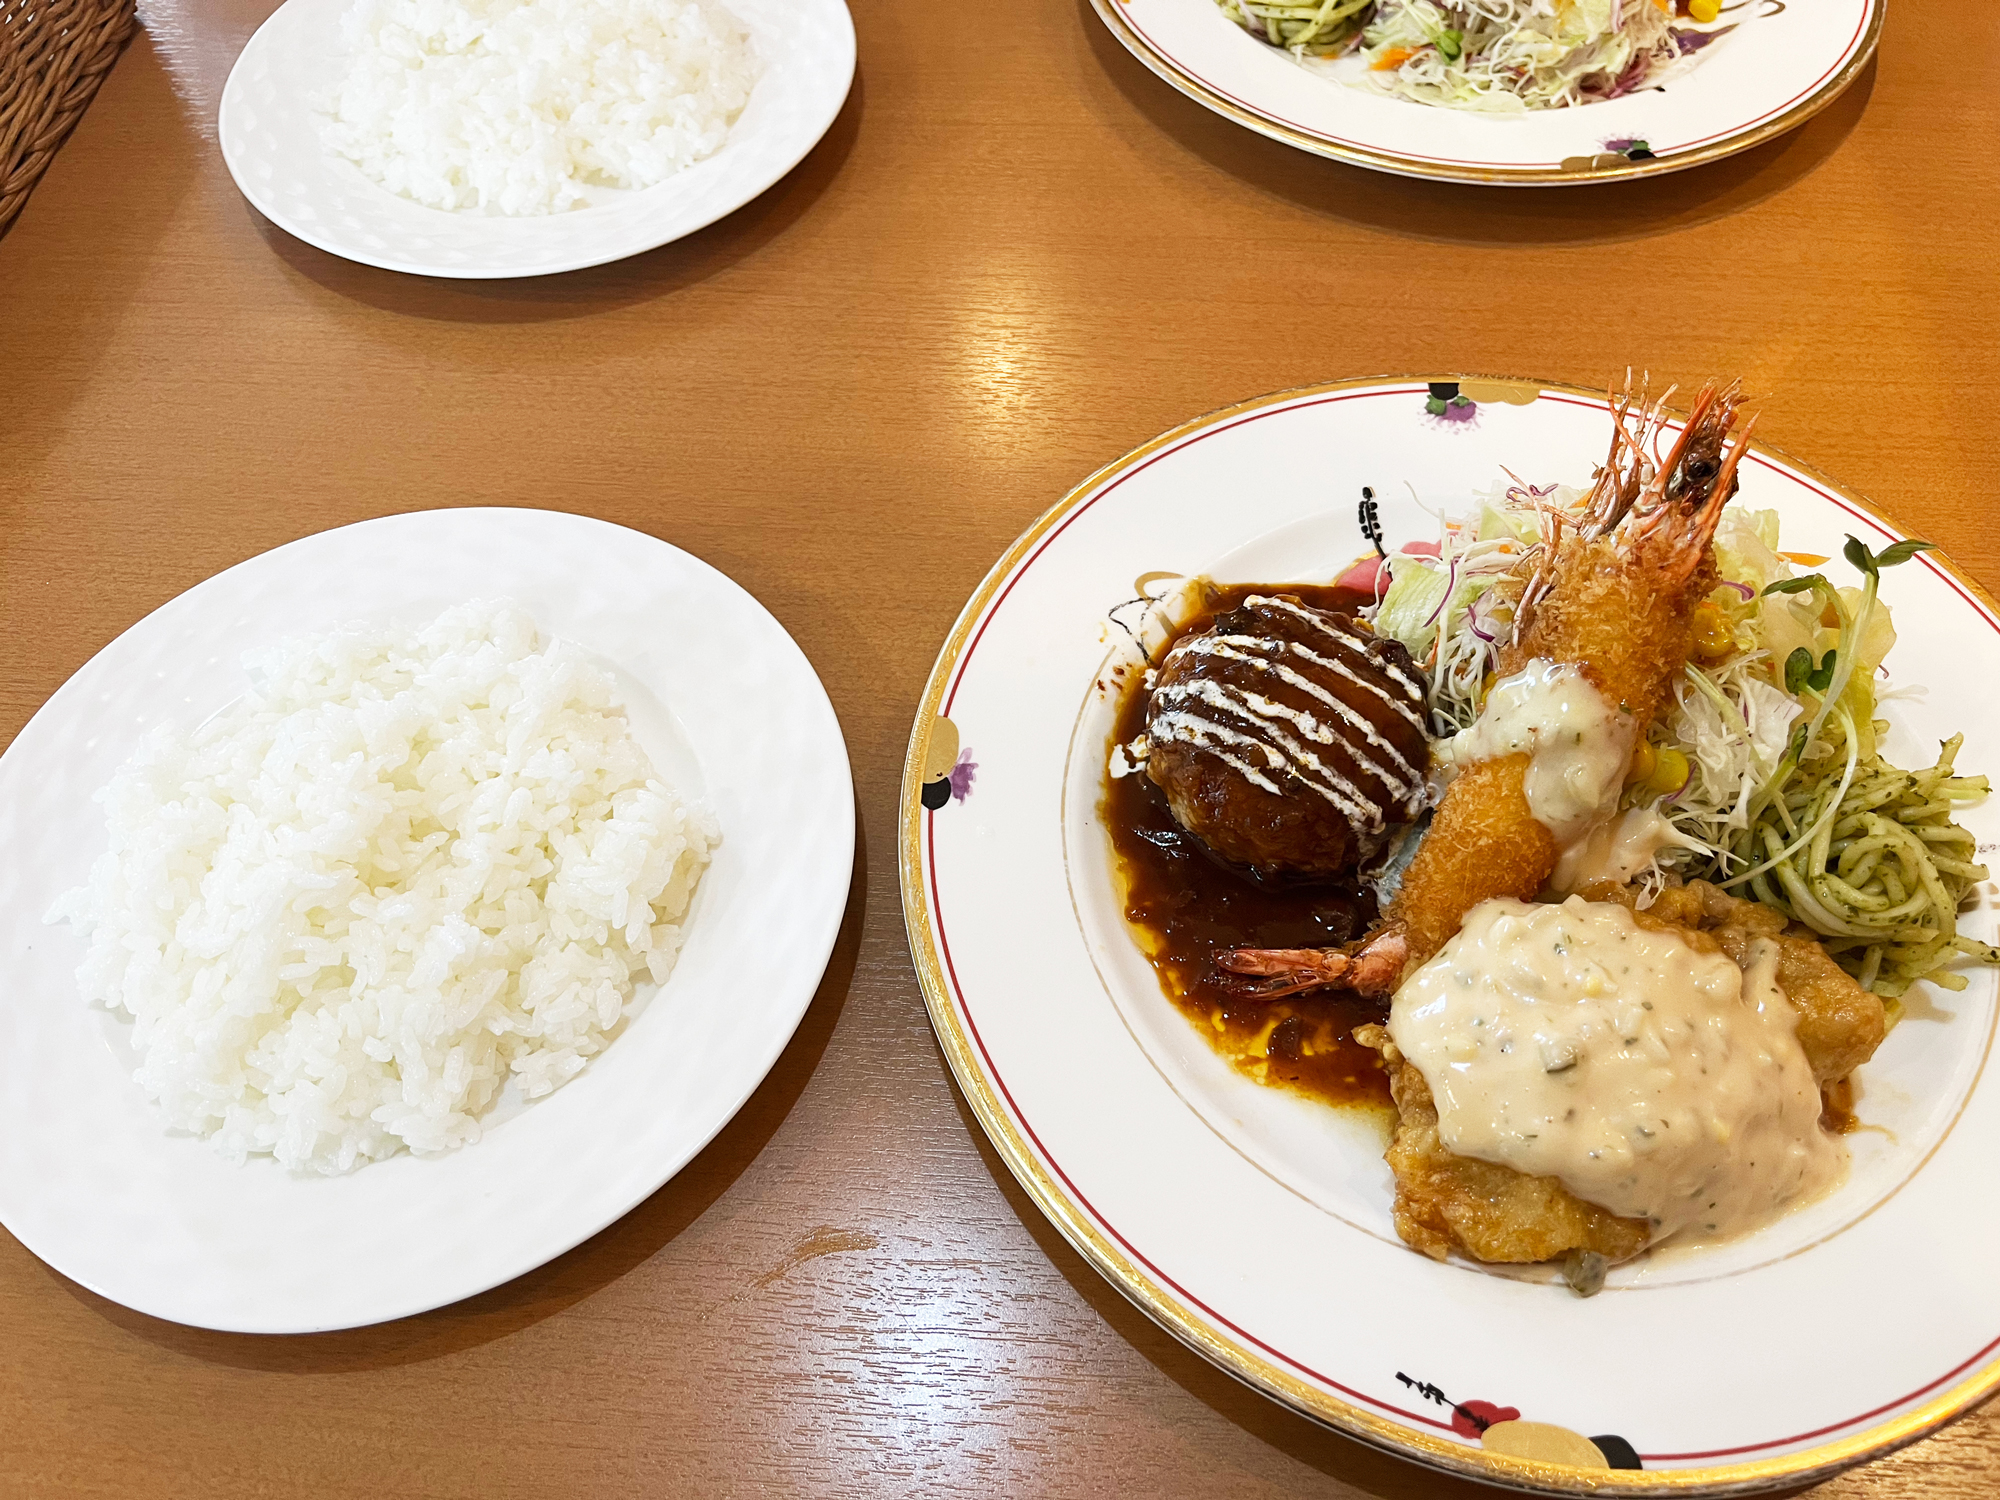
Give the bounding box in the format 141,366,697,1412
1357,882,1886,1281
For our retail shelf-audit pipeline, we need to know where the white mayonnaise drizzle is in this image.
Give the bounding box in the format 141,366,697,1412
1434,659,1635,844
1390,896,1845,1246
1138,599,1428,832
1251,595,1430,711
1548,807,1703,895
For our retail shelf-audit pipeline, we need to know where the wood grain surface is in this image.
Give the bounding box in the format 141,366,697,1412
3,0,1997,1494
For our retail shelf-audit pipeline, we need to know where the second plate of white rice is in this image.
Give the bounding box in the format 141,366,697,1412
0,509,854,1331
324,0,763,218
217,0,854,276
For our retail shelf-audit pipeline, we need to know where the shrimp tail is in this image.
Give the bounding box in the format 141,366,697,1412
1626,378,1758,585
1214,927,1408,1000
1518,372,1755,638
1578,370,1662,538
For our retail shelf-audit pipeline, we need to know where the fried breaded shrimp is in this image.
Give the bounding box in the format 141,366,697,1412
1389,755,1551,977
1217,379,1758,995
1385,386,1749,972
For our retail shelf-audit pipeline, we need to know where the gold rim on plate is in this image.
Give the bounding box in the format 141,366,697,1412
1085,1,1886,186
898,375,2000,1495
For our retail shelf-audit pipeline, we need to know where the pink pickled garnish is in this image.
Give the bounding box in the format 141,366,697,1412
1335,539,1440,594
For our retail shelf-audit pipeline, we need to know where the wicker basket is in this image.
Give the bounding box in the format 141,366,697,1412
0,0,138,238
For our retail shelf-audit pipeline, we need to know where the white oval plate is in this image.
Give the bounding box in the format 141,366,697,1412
218,0,854,277
0,509,853,1332
1090,0,1882,184
901,378,2000,1493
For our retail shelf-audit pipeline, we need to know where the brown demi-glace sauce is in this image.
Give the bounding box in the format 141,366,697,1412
1102,581,1395,1116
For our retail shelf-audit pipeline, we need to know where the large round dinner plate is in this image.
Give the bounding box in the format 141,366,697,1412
218,0,855,277
0,509,854,1333
901,377,2000,1493
1089,0,1883,184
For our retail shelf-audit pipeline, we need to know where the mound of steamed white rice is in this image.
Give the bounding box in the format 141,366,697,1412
324,0,758,216
50,602,716,1175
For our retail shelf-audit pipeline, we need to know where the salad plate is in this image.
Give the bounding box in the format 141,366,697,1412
0,509,854,1332
901,376,2000,1493
217,0,855,278
1089,0,1882,184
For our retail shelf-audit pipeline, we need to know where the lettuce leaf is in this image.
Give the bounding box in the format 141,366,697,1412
1374,555,1499,659
1373,558,1450,656
1713,507,1791,595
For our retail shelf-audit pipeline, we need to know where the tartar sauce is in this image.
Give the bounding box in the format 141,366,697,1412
1389,896,1845,1245
1434,659,1634,844
1548,807,1702,895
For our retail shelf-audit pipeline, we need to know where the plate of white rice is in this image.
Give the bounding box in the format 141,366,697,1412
216,0,854,276
0,509,853,1331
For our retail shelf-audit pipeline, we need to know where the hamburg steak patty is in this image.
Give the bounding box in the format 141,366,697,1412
1143,594,1430,877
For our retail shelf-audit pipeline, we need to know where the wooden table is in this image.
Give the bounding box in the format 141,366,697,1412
4,0,1996,1493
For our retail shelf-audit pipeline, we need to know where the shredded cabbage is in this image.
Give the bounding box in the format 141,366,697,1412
1372,557,1452,656
1213,0,1728,108
1365,479,1582,735
1653,658,1801,858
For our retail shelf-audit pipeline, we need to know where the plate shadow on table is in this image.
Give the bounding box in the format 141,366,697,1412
247,69,866,325
1077,3,1877,251
45,803,871,1371
941,1068,1837,1497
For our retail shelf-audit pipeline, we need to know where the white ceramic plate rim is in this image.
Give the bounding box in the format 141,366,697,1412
0,508,854,1332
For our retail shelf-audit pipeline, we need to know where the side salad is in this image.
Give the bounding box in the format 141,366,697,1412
1216,0,1730,113
1361,483,2000,1006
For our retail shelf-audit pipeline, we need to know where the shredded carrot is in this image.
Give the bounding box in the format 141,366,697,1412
1781,551,1830,567
1371,46,1416,70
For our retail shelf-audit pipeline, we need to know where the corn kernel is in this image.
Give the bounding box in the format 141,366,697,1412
1626,740,1658,786
1689,0,1720,21
1691,601,1734,661
1641,746,1691,797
